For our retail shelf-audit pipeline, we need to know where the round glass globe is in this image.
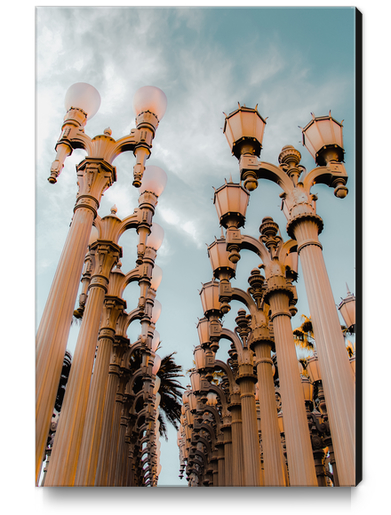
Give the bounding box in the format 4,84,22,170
140,166,168,197
151,299,162,324
64,82,101,119
152,355,161,375
151,264,163,291
147,223,164,251
152,330,160,352
153,375,161,394
133,86,167,121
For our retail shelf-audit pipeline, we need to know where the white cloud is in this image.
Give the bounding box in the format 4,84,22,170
158,205,205,250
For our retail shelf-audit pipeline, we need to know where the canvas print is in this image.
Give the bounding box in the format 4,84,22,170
36,6,361,487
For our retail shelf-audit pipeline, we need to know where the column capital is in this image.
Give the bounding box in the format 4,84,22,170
237,363,257,384
286,212,324,242
74,158,116,216
101,296,126,331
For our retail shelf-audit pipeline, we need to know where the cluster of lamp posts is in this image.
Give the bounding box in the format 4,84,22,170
177,105,356,487
36,83,168,486
36,83,356,487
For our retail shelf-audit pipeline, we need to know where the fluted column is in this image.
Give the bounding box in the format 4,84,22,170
292,217,355,486
211,453,219,486
221,421,233,486
45,242,120,486
106,382,127,485
268,289,317,486
114,410,129,486
253,340,287,486
36,159,115,482
228,396,244,486
237,358,262,486
216,436,225,486
75,329,113,485
95,340,128,486
75,299,125,486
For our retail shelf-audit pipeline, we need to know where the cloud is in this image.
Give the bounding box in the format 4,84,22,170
158,205,205,250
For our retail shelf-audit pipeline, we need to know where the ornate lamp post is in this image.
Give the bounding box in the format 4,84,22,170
44,163,165,486
223,105,355,486
212,176,316,485
36,82,167,483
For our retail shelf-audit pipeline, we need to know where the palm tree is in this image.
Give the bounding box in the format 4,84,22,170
293,315,315,352
157,352,185,440
293,314,355,360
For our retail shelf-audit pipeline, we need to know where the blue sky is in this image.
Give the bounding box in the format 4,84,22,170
4,0,391,512
34,5,358,488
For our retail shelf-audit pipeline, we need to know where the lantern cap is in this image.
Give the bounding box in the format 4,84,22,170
301,111,344,166
213,180,250,229
223,103,267,159
207,237,236,279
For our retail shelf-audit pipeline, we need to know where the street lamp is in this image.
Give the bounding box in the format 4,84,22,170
301,111,345,167
223,103,267,162
221,104,355,486
181,102,355,488
37,82,168,485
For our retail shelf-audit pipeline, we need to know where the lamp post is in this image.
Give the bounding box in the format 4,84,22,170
44,166,165,486
223,105,355,486
212,177,316,485
36,82,167,483
198,277,264,486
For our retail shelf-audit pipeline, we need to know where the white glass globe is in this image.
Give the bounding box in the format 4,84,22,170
140,166,168,197
64,82,101,119
151,299,162,324
152,355,162,376
151,264,163,291
147,223,164,251
152,330,160,352
153,376,161,394
133,86,167,121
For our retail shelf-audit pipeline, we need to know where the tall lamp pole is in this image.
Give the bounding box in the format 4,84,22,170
223,105,355,486
36,82,167,483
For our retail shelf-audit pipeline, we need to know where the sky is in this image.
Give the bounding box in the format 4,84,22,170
3,1,391,513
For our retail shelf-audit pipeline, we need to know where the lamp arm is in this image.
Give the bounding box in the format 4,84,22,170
256,161,295,194
201,405,222,433
302,163,348,194
278,238,298,263
120,266,142,296
197,423,217,447
105,129,141,162
230,287,256,310
116,211,144,240
205,380,230,416
117,307,143,336
220,328,244,362
230,287,268,328
241,234,270,264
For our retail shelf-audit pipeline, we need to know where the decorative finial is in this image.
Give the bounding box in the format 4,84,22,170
104,127,112,136
110,204,117,215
